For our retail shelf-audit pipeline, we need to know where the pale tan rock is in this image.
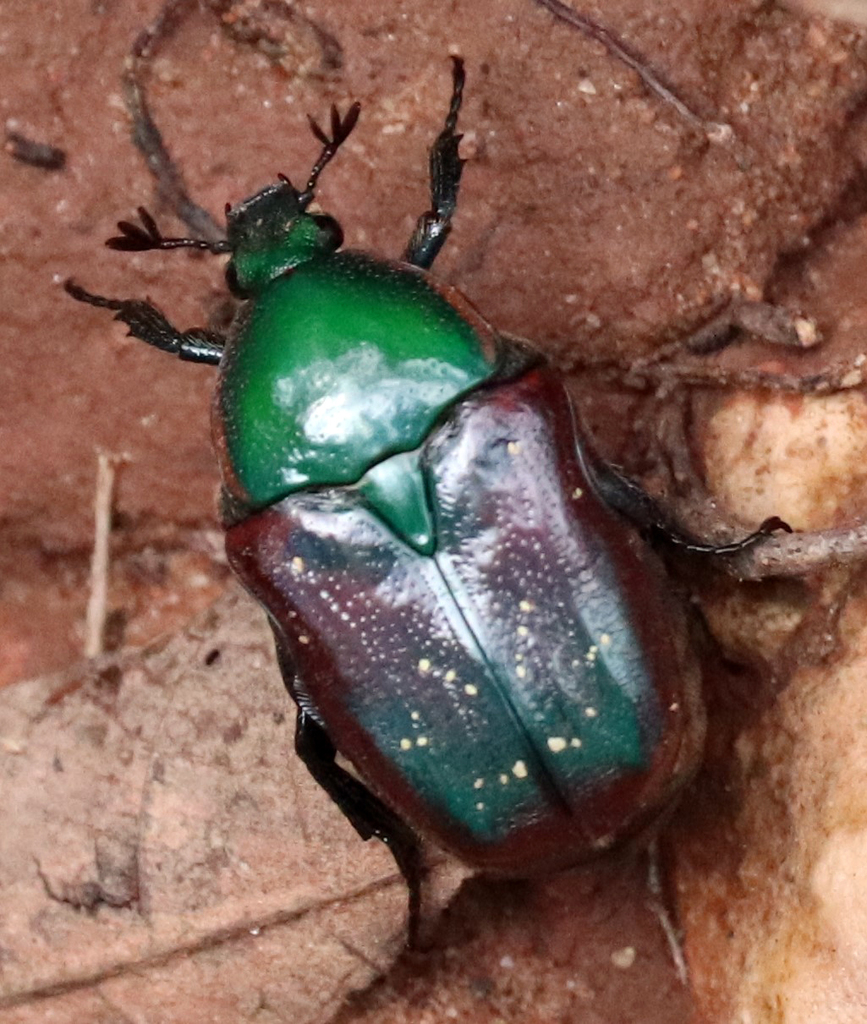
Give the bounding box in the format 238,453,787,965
789,0,867,26
682,385,867,1022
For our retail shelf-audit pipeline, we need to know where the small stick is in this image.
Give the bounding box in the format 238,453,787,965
646,838,689,986
726,522,867,581
533,0,732,141
5,130,67,171
84,451,126,659
573,356,867,396
123,0,225,242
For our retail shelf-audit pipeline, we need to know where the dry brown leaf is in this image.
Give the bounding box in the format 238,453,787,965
0,588,465,1023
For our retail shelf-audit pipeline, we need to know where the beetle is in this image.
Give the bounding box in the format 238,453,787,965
66,59,787,944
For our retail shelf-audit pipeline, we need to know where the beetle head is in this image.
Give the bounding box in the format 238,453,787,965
224,183,343,297
224,102,360,297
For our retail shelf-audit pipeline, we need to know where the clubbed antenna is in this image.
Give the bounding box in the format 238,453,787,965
106,206,230,254
298,102,361,207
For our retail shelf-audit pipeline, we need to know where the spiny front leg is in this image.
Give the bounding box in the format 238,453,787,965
403,57,466,271
65,280,224,365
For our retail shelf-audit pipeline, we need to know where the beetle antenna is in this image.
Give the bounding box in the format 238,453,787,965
107,206,231,254
298,101,361,207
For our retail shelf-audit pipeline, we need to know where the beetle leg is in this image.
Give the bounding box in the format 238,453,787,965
577,415,867,576
402,57,466,270
64,280,224,364
577,440,790,556
294,709,425,947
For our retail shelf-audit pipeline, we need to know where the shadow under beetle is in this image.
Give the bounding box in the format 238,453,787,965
67,59,786,945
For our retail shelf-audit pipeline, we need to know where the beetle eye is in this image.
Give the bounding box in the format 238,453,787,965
312,214,344,250
225,263,249,299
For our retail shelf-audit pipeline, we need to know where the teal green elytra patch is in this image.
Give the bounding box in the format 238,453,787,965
371,619,650,844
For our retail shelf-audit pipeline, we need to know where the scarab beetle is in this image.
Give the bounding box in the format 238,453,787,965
67,59,782,942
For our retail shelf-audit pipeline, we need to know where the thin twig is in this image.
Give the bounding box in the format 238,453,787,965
84,451,126,659
646,838,689,986
122,0,225,242
725,522,867,580
572,353,867,396
533,0,732,141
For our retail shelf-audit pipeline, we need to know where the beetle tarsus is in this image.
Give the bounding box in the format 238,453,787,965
106,206,231,255
668,515,792,557
64,280,224,364
299,102,362,206
403,56,466,270
294,709,424,947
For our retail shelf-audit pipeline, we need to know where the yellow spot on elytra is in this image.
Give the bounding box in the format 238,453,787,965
410,710,420,721
291,556,305,573
600,633,611,646
499,773,510,785
507,441,521,455
298,635,310,645
444,669,456,682
476,801,486,811
516,665,527,679
669,702,680,712
519,599,534,613
399,738,412,751
547,737,568,753
572,486,584,499
512,760,528,779
464,684,478,696
571,738,582,748
517,625,529,637
418,658,431,674
474,778,485,789
416,736,429,747
585,707,598,718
